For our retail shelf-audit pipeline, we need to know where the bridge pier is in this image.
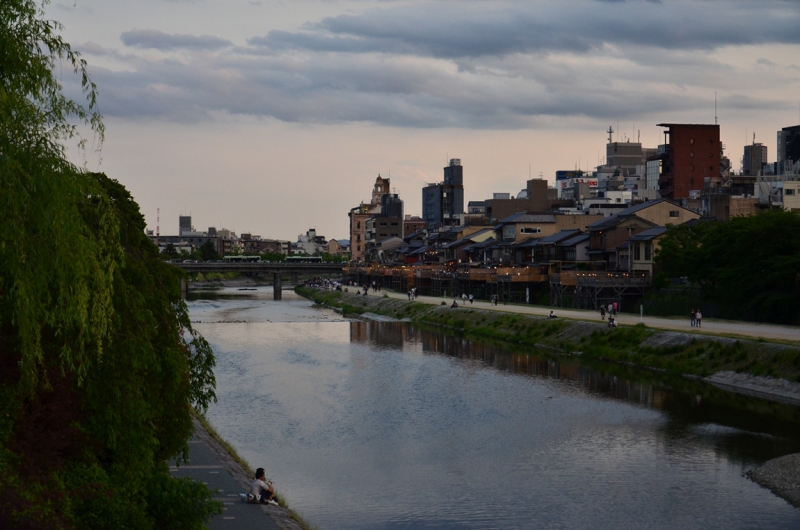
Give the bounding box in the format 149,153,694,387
291,272,298,284
181,277,188,299
273,273,282,300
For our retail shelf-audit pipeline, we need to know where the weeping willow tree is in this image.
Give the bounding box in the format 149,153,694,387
1,1,219,527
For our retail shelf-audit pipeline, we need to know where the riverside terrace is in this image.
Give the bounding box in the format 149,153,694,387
343,264,651,311
172,261,345,299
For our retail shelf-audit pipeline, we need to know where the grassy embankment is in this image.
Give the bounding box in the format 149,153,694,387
298,286,800,383
192,412,317,530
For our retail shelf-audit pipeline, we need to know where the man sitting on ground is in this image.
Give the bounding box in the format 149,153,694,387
250,467,278,505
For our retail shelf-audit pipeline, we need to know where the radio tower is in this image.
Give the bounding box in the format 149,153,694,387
157,208,160,237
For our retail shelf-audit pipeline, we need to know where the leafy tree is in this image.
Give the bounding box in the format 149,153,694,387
655,210,800,324
199,240,220,261
163,242,179,259
0,1,220,527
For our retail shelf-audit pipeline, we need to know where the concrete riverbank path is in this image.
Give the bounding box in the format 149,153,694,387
362,288,800,344
169,418,302,530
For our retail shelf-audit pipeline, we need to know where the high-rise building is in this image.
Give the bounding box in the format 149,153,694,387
179,215,192,236
743,143,768,176
777,125,800,173
422,159,465,229
655,123,721,200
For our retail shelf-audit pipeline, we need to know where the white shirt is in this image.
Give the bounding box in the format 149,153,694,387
251,478,270,497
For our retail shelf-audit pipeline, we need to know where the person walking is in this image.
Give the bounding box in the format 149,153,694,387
690,309,696,327
600,305,606,320
696,310,702,327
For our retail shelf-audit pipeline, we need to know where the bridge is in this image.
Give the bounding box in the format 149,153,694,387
172,262,345,300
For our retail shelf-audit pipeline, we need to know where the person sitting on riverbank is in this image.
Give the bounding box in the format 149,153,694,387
608,316,617,327
451,300,458,309
249,468,278,505
548,311,557,319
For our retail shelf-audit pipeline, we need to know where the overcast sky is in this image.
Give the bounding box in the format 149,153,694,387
50,0,800,240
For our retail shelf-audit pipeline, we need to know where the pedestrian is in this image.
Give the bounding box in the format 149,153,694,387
469,294,474,304
696,310,702,327
407,290,412,300
600,306,605,320
690,309,696,327
612,301,618,315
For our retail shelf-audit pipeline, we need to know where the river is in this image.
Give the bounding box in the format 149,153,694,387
189,286,800,529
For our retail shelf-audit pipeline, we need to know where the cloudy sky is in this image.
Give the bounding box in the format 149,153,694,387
50,0,800,240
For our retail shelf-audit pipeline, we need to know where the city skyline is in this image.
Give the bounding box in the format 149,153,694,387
50,0,800,240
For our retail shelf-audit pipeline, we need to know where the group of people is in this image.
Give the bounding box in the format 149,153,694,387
598,303,618,326
599,302,618,320
407,287,418,300
451,293,475,308
690,308,703,327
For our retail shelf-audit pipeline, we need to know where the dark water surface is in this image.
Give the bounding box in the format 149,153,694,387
189,288,800,529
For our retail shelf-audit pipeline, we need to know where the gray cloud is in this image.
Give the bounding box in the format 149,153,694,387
249,1,800,58
87,0,799,128
121,29,232,51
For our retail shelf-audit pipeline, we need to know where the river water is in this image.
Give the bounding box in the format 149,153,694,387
189,287,800,529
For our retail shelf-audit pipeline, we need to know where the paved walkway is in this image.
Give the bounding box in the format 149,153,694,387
169,418,301,530
364,289,800,344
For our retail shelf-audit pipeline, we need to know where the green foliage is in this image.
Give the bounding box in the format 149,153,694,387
655,210,800,324
199,240,220,261
0,2,219,528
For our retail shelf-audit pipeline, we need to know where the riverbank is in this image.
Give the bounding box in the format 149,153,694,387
298,286,800,403
186,414,312,529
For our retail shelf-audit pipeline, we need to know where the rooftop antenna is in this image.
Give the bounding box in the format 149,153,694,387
529,163,531,179
637,130,640,143
715,91,718,125
157,208,160,237
607,125,614,144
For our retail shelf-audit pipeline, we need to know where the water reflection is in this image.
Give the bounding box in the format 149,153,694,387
351,321,800,464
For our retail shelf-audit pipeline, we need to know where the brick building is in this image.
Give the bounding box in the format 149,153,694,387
656,123,721,200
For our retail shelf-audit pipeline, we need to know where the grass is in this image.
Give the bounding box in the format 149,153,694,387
295,286,800,383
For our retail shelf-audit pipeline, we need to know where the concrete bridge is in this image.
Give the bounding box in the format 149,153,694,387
172,262,345,299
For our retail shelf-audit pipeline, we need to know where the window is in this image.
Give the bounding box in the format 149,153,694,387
645,243,652,261
634,243,641,261
520,227,541,234
357,222,360,229
669,211,679,217
786,189,795,196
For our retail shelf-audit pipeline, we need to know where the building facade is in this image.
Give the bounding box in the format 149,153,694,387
656,123,721,200
422,158,465,228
